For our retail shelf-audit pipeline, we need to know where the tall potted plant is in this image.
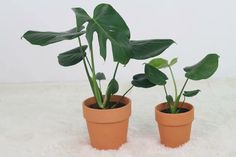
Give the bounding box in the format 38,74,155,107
22,3,174,149
132,54,219,147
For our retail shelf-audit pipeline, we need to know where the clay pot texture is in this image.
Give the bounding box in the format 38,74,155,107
155,102,194,148
83,95,131,150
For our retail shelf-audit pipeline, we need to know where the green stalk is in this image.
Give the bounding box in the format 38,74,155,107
89,46,103,108
168,65,178,100
77,37,95,96
113,62,119,79
175,78,189,110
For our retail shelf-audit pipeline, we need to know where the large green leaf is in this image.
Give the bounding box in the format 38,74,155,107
73,4,131,64
22,27,85,46
145,64,168,85
130,39,175,60
149,58,168,69
183,90,200,97
132,73,156,88
57,45,87,66
184,54,219,80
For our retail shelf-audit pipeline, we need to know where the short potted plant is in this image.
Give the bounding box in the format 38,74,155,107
132,54,219,147
22,3,174,149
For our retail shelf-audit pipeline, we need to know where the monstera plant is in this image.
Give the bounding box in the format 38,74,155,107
22,3,174,150
132,53,219,147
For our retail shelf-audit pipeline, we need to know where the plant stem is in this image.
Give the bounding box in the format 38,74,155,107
176,96,186,113
111,85,134,109
168,65,178,100
113,62,119,79
179,78,189,98
163,85,168,96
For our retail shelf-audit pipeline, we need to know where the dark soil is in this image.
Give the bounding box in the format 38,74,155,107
89,102,125,109
161,108,189,114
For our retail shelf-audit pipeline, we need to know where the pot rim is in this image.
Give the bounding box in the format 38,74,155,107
83,95,131,123
155,102,194,126
83,95,131,111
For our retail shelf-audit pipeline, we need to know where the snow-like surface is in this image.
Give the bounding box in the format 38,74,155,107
0,79,236,157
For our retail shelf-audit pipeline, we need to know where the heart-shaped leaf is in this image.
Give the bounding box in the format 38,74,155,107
96,72,106,80
183,90,200,97
132,73,156,88
57,45,87,66
130,39,175,60
73,4,131,64
149,58,168,69
169,57,177,66
145,64,168,85
107,79,119,95
23,27,85,46
184,54,219,80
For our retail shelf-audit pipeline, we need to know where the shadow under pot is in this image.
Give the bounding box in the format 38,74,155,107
155,102,194,148
83,95,131,150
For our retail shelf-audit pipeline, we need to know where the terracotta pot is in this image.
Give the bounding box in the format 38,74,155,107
155,102,194,148
83,95,131,150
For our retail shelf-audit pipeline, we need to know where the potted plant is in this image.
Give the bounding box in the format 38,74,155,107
22,3,174,149
132,54,219,147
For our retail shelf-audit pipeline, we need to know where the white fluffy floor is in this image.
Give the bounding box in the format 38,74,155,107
0,79,236,157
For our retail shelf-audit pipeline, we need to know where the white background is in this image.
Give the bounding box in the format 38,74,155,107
0,0,235,83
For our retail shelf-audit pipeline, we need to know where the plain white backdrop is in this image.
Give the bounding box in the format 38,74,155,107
0,0,235,83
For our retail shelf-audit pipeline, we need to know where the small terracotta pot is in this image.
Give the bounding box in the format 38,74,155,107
83,95,131,150
155,102,194,148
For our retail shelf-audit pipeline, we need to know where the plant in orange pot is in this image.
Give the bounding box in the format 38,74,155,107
132,54,219,148
22,3,174,149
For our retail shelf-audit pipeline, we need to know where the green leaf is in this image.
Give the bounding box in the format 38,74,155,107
145,64,168,85
57,45,87,66
166,95,174,104
130,39,175,60
107,79,119,95
149,58,168,69
183,90,200,97
22,27,85,46
96,72,106,80
73,4,131,64
184,54,219,80
169,58,177,66
132,73,156,88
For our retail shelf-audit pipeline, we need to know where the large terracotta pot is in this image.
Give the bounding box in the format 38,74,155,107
155,102,194,148
83,95,131,150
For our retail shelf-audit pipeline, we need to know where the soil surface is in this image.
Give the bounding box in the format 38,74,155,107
161,108,189,114
89,102,125,109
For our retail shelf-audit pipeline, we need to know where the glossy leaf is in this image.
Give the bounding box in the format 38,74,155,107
22,27,85,46
149,58,168,69
132,73,156,88
145,64,168,85
73,4,131,64
183,90,200,97
57,45,87,66
130,39,175,60
169,57,177,66
184,54,219,80
95,72,106,80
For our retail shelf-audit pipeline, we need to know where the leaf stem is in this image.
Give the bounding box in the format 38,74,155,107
163,85,168,96
113,62,119,79
168,65,178,100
